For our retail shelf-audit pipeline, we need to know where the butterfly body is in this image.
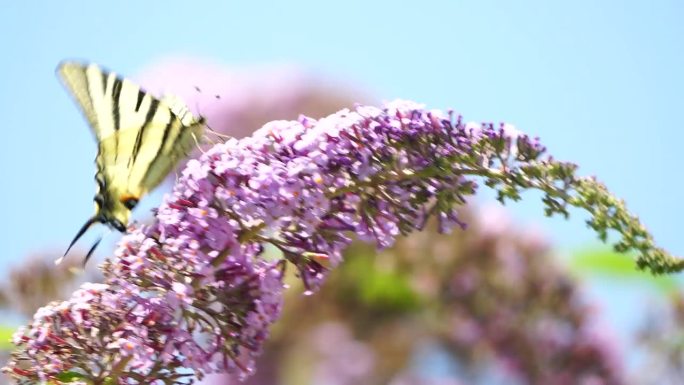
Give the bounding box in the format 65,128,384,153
57,61,204,260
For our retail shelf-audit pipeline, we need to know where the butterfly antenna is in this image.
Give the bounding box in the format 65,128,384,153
202,123,219,146
209,128,232,140
202,123,232,145
192,131,206,154
192,85,231,144
57,216,100,265
203,124,235,145
189,91,214,147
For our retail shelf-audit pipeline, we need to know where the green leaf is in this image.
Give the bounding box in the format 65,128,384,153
569,247,679,292
55,370,87,383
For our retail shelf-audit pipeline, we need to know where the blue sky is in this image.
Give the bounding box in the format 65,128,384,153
0,0,682,300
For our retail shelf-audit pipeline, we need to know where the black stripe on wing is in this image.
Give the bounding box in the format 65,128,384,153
110,76,123,162
136,111,195,186
128,98,160,168
99,69,108,98
93,139,110,215
139,115,186,188
134,89,145,112
111,77,123,132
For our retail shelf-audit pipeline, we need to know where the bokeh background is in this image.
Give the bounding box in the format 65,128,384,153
1,1,683,384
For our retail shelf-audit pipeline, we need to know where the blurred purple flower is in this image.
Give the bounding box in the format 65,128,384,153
0,254,101,319
136,57,367,138
308,322,376,385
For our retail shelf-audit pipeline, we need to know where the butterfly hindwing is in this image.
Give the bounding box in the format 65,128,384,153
57,61,205,260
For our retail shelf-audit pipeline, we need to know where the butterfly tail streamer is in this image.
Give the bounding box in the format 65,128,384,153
83,235,104,266
59,216,101,264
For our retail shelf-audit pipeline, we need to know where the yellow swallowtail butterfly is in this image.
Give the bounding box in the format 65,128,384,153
57,61,205,263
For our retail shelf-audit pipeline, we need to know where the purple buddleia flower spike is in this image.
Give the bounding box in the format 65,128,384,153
5,100,678,384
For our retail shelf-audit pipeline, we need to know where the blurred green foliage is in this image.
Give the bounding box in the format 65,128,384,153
330,243,421,315
570,247,679,292
0,326,14,350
